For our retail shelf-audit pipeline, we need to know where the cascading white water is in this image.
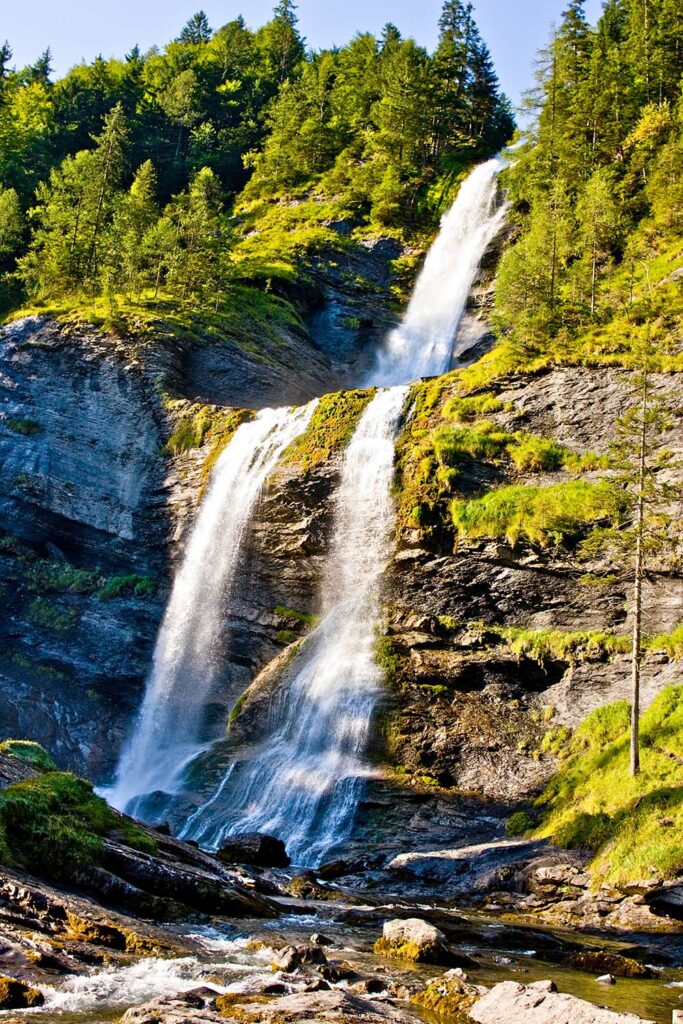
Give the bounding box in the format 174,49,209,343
107,401,317,815
181,385,408,864
368,156,506,385
110,156,506,862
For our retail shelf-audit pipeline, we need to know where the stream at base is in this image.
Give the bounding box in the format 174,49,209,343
13,898,683,1024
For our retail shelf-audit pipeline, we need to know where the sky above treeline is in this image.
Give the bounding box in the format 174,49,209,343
6,0,604,109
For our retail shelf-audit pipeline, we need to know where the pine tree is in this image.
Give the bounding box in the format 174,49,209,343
178,11,212,45
106,160,159,296
575,167,620,315
85,102,129,279
0,41,12,79
170,166,224,302
432,1,475,155
26,49,52,86
258,0,305,85
581,338,679,776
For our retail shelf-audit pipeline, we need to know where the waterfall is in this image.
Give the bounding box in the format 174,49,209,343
181,385,408,864
107,402,317,816
368,156,506,385
110,155,507,862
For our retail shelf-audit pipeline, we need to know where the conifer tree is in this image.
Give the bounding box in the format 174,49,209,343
178,11,212,45
0,41,12,80
581,339,679,776
85,102,129,280
106,159,159,297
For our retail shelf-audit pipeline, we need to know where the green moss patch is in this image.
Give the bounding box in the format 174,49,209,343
282,387,375,471
98,575,157,600
0,740,56,772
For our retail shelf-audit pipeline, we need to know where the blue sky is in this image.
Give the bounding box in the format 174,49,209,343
5,0,604,108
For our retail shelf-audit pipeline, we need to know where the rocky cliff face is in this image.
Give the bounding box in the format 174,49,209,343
0,233,403,780
0,256,681,844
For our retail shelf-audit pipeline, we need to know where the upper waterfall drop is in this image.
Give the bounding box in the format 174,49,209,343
180,385,409,864
367,156,506,386
106,401,317,816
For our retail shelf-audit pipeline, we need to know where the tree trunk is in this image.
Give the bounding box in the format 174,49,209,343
630,379,648,777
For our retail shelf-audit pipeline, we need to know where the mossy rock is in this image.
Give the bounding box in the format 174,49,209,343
568,951,653,979
411,970,483,1015
65,912,127,950
0,976,44,1009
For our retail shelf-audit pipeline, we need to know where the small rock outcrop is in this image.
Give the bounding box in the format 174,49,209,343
469,980,656,1024
0,976,45,1010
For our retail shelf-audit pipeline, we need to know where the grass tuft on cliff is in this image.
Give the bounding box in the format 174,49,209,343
451,479,625,548
522,686,683,886
0,764,156,879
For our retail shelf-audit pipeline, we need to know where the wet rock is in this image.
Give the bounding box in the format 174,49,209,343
271,943,327,972
645,884,683,920
310,933,334,946
216,832,290,869
412,969,486,1016
124,988,425,1024
469,980,655,1023
286,872,345,901
374,918,474,967
568,951,653,979
347,977,388,995
0,975,45,1009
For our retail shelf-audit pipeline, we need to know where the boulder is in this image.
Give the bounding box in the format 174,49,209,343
373,918,475,966
271,943,328,972
216,832,290,868
0,976,45,1010
469,980,656,1024
123,988,425,1024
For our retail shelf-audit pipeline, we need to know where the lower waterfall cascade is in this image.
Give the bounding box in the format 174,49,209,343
109,156,506,860
180,385,409,863
107,401,317,816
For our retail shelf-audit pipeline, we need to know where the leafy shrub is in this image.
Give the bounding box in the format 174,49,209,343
505,810,535,836
27,599,77,632
99,575,157,600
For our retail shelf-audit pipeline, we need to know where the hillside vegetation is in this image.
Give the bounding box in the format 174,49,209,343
509,685,683,887
0,1,512,332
